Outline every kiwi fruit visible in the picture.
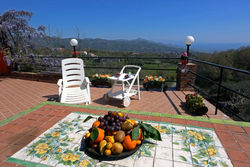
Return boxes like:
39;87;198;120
114;130;125;142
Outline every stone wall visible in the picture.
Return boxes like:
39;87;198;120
9;71;61;83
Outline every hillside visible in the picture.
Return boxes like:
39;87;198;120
194;47;250;121
196;46;250;71
32;37;185;54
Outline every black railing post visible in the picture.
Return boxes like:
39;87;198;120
125;55;128;65
72;46;76;58
186;45;190;64
215;68;223;115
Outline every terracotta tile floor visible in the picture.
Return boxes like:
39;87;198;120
0;77;57;121
0;77;230;122
1;77;249;166
0;104;249;167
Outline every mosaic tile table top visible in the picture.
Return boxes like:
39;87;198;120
7;112;233;167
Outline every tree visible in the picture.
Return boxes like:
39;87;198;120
0;9;45;55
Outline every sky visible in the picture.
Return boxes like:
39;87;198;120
1;0;250;49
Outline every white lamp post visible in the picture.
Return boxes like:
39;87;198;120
184;36;195;63
70;39;78;57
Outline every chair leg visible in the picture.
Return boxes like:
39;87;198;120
87;84;91;104
137;76;140;100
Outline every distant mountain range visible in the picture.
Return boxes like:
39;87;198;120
32;37;250;53
32;37;186;54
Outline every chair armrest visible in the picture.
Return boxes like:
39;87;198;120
80;77;90;88
57;79;63;87
85;77;90;84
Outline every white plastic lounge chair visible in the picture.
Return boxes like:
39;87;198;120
57;58;91;104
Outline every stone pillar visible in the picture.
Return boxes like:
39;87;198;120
176;63;196;91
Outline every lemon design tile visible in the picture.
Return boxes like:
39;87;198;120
8;112;233;167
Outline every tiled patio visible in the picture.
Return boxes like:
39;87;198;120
0;77;229;122
0;77;250;167
5;112;234;167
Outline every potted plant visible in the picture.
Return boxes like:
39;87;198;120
91;73;112;87
185;93;208;116
143;75;167;91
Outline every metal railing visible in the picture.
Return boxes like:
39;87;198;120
188;58;250;121
15;55;179;83
77;56;178;83
13;55;250;121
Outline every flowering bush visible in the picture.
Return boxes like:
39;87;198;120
143;75;167;91
185;93;208;115
0;10;45;55
91;73;112;87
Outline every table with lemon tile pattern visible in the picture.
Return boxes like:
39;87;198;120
7;112;233;167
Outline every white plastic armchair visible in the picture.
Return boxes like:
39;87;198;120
57;58;91;104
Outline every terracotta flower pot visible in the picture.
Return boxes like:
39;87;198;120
190;106;208;116
143;82;167;91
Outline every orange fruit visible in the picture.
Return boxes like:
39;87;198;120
104;149;111;156
123;135;137;150
94;128;105;143
92;121;100;128
137;128;142;140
